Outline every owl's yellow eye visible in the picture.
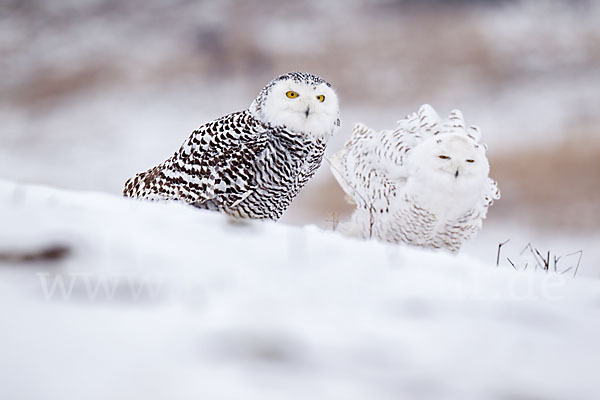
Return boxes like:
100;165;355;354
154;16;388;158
316;94;325;102
438;155;451;160
286;91;299;99
466;159;475;163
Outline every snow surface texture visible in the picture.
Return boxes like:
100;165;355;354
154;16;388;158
0;179;599;400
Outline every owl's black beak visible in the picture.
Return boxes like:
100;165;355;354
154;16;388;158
455;169;459;178
305;106;310;118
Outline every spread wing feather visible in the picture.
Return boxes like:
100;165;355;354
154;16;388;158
331;104;444;208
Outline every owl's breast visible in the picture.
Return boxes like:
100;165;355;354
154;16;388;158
231;130;326;220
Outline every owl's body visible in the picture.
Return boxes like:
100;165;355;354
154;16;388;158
124;72;340;220
331;105;499;253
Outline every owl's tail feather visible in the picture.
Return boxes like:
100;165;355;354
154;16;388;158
122;165;164;199
123;175;142;198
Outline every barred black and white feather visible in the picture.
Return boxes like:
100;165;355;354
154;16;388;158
124;72;339;220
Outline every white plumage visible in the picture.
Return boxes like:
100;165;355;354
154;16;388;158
330;104;500;253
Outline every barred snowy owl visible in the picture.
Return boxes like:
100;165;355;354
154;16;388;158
330;104;500;253
123;72;340;220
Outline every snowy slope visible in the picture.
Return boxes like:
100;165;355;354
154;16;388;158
0;179;599;400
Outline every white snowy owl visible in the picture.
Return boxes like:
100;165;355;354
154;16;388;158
124;72;340;220
330;104;500;253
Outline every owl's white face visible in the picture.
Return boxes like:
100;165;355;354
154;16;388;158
251;74;340;140
410;134;490;193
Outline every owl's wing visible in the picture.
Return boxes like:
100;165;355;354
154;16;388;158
398;103;483;143
330;122;402;209
482;178;501;213
329;123;366;203
380;104;489;178
123;110;269;207
461;178;500;224
389;103;442;153
331;105;439;207
331;104;489;210
330;123;376;208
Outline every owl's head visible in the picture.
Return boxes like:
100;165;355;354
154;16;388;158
249;72;340;140
410;133;490;190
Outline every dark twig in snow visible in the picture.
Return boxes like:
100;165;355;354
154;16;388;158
520;242;543;270
534;248;550;271
528;245;544;270
565;250;583;278
506;257;517;270
496;239;510;267
498;242;582;277
520;242;533;256
560;266;573;275
327;212;339;231
553;255;561;273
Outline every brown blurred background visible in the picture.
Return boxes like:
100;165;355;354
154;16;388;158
1;0;599;269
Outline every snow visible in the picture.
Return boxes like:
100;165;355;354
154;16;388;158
1;179;599;399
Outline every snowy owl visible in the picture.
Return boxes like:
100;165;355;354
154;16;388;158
330;104;500;253
123;72;340;220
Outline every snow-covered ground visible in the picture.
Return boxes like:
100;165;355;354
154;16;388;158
1;1;599;397
1;179;599;399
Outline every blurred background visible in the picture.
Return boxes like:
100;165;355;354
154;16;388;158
1;0;599;273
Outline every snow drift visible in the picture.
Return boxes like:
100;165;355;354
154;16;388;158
0;179;598;400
